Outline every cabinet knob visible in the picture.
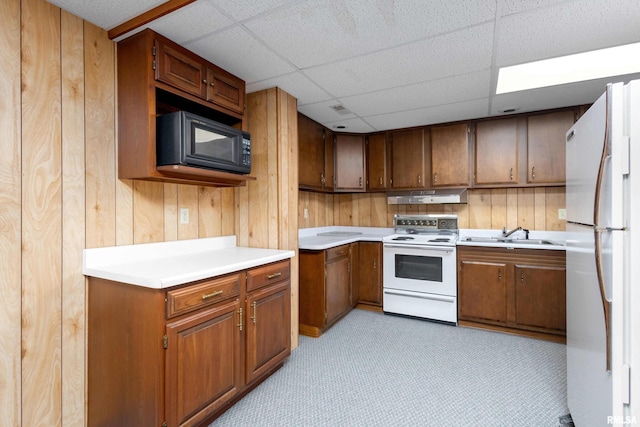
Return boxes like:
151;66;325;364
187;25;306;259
210;82;215;87
202;79;208;84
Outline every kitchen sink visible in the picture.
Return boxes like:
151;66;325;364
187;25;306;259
463;237;561;246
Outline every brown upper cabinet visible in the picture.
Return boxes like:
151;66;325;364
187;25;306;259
334;134;366;192
474;117;521;186
366;133;388;192
527;110;576;184
117;29;251;187
430;123;470;187
155;37;245;114
298;113;328;191
389;128;429;189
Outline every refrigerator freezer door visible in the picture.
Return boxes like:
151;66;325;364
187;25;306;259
565;92;607;225
566;222;612;425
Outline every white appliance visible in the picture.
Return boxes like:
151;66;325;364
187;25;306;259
382;214;458;324
566;80;639;425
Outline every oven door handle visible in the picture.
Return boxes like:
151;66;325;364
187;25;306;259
383;244;454;253
384;289;456;303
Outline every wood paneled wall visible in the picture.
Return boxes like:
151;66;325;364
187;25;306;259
299;187;566;231
1;0;299;424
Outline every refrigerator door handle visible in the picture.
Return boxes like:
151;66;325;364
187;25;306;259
594;227;612;372
592;84;613;372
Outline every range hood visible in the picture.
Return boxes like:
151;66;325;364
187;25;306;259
387;188;468;205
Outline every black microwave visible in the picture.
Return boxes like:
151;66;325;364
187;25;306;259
157;111;251;174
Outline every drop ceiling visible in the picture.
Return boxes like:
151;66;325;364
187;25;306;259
48;0;640;133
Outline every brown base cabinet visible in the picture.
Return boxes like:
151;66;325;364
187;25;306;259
357;242;383;307
299;244;354;337
88;260;290;427
457;246;566;342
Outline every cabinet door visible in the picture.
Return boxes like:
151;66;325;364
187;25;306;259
367;133;387;191
390;128;426;189
430;123;469;187
206;67;245;114
298;114;326;190
334;134;366;192
358;242;382;306
325;255;351;325
155;39;207;99
458;259;507;324
475;118;519;185
527;110;575;183
514;264;566;333
246;281;291;384
165;299;241;427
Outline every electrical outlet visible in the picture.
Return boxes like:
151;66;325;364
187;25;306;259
180;208;189;224
558;208;566;220
303;208;309;219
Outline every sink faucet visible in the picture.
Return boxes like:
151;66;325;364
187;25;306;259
502;226;523;238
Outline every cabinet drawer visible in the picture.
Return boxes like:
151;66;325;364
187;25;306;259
246;260;290;292
167;273;241;319
326;245;349;262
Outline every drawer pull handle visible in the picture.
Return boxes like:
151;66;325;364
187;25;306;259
238;307;243;331
202;290;223;300
267;272;282;280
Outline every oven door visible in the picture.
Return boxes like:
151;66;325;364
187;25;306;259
382;243;456;296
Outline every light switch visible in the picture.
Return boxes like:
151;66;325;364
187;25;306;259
558;209;566;220
303;208;309;219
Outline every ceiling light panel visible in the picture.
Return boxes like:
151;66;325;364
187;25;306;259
304;23;493;98
245;0;496;69
297;100;357;123
496;0;640;67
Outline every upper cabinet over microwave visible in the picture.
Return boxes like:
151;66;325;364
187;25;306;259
117;29;254;187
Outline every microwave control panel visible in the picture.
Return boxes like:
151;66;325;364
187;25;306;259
242;133;251;167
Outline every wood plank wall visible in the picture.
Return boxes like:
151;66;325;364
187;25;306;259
299;187;566;231
245;88;300;347
1;0;299;424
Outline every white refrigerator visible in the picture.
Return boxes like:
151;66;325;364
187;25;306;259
566;80;639;426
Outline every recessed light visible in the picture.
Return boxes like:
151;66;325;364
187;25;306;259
496;41;640;94
500;107;521;114
333;125;347;129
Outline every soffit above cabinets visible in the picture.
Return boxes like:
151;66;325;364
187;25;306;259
48;0;640;132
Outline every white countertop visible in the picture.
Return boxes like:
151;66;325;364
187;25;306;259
299;226;394;250
299;226;567;251
83;236;295;289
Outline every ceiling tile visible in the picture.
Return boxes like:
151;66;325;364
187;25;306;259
364;98;489;131
324;117;376;134
48;0;165;29
207;0;300;21
246;0;496;69
499;0;568;16
246;72;333;105
339;70;491;117
496;0;640;67
185;26;296;82
304;23;494;97
147;2;233;44
298;100;357;123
